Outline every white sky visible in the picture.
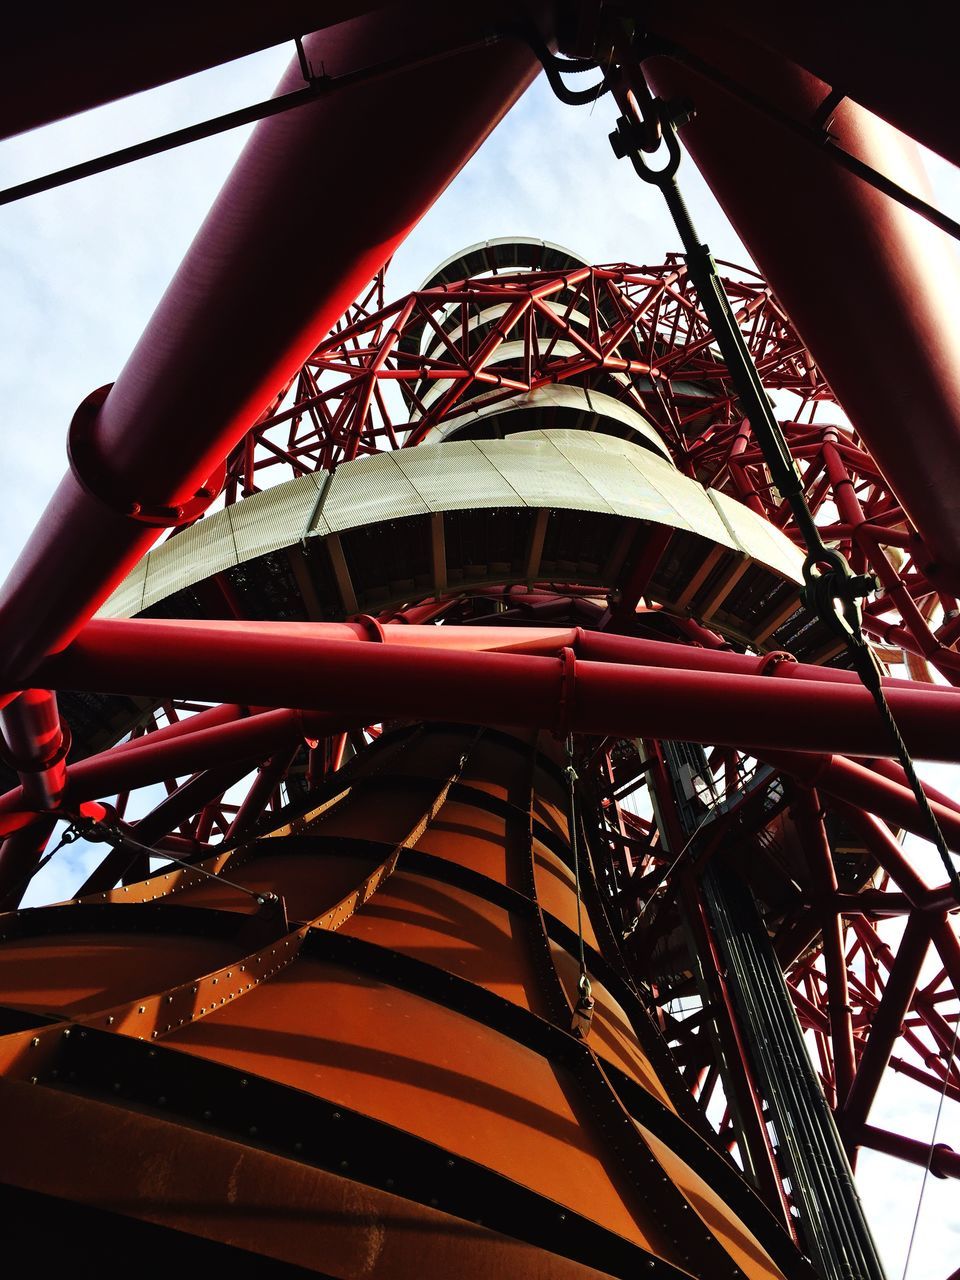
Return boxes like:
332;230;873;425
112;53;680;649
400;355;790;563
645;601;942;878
1;40;958;1280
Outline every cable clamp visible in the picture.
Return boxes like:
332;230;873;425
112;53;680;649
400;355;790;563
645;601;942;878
801;547;877;646
571;973;595;1039
608;75;694;187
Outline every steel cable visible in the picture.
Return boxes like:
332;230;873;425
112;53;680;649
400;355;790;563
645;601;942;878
601;86;960;903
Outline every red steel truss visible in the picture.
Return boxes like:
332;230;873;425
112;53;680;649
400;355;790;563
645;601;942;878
1;8;958;1279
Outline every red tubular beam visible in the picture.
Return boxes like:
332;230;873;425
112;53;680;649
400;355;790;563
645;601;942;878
106;702;249;755
225;744;302;842
32;620;960;762
665;0;960;168
866;757;960;821
889;1056;960;1107
793;790;856;1108
33;616;960;687
0;816;58;910
830;891;915;917
2;3;391;141
0;6;540;687
0;688;68;810
575;630;939;691
841;914;930;1143
833;805;934;911
0;707;360;835
859;1125;960;1181
643;23;960;590
762;750;960;855
78;763;258;896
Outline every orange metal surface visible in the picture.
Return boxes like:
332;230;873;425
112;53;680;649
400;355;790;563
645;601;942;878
0;1078;619;1280
0;724;797;1277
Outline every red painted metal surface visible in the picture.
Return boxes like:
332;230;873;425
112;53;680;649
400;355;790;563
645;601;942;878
1;3;388;140
642;20;960;592
649;0;960;168
2;10;959;1275
23;617;960;761
0;6;540;687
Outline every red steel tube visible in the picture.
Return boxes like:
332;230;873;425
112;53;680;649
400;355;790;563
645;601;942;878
661;0;960;168
30;616;959;690
840;913;930;1144
762;750;960;855
0;7;540;688
0;815;58;910
858;1125;960;1181
225;744;302;842
866;757;960;821
0;706;360;835
31;620;960;761
106;702;249;755
793;790;856;1108
826;803;960;996
1;3;391;141
574;630;941;692
833;804;934;909
0;688;68;809
643;23;960;591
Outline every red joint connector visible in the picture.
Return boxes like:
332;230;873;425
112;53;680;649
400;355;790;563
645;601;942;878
68;384;225;528
756;650;798;676
352;614;386;643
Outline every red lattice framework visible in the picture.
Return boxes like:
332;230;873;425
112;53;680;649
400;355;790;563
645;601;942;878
6;253;960;1209
224;255;959;682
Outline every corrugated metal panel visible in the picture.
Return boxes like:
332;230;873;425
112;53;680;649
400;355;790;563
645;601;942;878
323;452;430;532
476;436;613;513
230;472;325;559
99;431;805;634
140;508;238;615
425;386;672;462
419;236;589;290
98;552;148;619
395;441;523;510
709;489;804;583
548;432;706;533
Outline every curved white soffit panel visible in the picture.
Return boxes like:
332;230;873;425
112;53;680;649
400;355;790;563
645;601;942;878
416;384;674;464
98;429;802;619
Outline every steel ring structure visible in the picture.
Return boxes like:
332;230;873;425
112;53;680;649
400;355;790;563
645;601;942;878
1;7;959;1280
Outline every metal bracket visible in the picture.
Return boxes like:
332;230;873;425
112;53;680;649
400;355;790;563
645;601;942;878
68;384;224;528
